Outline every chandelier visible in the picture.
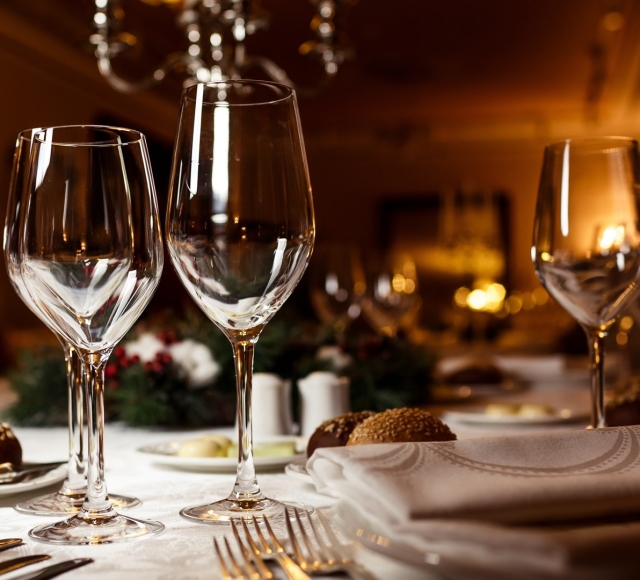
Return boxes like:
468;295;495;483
90;0;354;95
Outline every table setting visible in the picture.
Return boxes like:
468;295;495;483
3;72;640;580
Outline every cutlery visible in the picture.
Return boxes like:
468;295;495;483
0;539;22;553
228;522;273;579
286;508;376;580
234;517;311;580
9;558;93;580
214;535;271;580
0;463;65;485
0;555;50;575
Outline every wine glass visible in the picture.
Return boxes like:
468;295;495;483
309;243;365;335
532;137;640;428
3;128;139;516
166;80;315;522
18;125;164;544
361;253;421;337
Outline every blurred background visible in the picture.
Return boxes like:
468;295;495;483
4;0;640;370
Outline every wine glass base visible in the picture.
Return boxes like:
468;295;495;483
180;498;315;524
28;513;164;545
15;492;141;517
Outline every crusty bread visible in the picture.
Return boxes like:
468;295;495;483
347;408;456;446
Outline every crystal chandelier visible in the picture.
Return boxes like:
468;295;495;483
90;0;354;94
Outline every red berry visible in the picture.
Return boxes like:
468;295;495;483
130;355;140;365
114;347;125;359
105;365;117;379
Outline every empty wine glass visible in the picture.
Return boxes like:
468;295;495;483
532;137;640;428
18;126;164;544
309;244;365;335
4;128;139;516
167;80;315;522
361;253;421;337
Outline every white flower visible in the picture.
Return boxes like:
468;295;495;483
315;345;353;372
124;333;165;363
168;339;221;388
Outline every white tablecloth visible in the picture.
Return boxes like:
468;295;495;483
0;426;337;580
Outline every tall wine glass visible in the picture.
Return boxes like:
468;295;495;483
167;80;315;522
532;137;640;428
3;128;139;516
361;253;421;337
18;126;164;544
309;243;365;335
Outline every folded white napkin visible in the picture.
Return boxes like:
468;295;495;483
307;427;640;579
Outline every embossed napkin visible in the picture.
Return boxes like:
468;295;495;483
307;426;640;578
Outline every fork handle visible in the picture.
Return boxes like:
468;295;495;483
274;552;312;580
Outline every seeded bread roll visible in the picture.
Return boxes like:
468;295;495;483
347;408;456;446
0;423;22;465
307;411;377;457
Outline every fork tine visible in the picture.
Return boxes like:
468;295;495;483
232;520;273;579
306;510;339;565
315;510;350;560
261;516;286;553
251;516;273;554
285;508;309;567
223;536;247;579
213;537;233;580
292;508;320;563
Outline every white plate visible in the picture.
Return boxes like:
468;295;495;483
442;406;587;426
0;464;67;497
137;437;304;473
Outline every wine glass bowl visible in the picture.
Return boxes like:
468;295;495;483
532;137;640;428
17;125;164;544
309;244;365;333
361;253;421;337
4;128;139;516
167;80;315;522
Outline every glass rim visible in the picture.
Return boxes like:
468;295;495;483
545;136;638;152
182;79;295;107
31;125;145;147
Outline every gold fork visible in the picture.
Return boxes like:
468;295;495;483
286;508;376;580
214;532;271;580
235;516;311;580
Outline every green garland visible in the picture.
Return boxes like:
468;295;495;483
4;307;436;428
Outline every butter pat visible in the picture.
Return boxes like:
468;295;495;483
226;441;297;458
176;435;232;458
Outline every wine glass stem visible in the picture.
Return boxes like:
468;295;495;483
79;352;115;519
60;342;86;495
228;337;263;504
586;329;608;429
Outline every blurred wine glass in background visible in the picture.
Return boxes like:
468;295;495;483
309;244;365;335
361;253;421;337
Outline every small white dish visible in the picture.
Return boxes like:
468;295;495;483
0;464;66;497
442;406;587;426
284;456;312;484
137;436;304;473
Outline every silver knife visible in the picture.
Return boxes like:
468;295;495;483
0;555;50;575
0;462;66;484
8;558;93;580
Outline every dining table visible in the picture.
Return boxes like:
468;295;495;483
0;357;623;580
